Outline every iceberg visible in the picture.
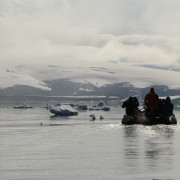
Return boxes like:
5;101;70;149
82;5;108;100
14;104;34;109
50;105;78;116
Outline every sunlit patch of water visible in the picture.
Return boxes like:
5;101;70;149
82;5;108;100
102;123;122;129
140;126;161;138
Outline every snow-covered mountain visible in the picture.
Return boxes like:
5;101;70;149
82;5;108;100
0;63;180;99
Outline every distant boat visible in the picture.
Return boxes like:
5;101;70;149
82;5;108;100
14;104;34;109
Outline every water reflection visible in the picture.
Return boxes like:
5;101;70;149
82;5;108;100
144;126;174;172
123;125;175;174
123;125;141;170
124;125;139;138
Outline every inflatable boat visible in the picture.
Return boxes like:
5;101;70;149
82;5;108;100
122;114;177;125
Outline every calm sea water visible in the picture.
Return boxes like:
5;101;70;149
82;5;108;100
0;100;180;180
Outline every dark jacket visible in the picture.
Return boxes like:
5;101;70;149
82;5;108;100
162;101;174;116
122;97;139;116
144;92;159;109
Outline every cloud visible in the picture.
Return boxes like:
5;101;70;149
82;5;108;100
1;0;180;68
100;35;180;65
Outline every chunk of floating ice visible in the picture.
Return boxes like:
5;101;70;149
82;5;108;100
50;105;78;116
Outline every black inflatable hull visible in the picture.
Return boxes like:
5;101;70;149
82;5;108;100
122;114;177;125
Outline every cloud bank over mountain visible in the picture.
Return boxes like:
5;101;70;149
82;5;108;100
1;0;180;99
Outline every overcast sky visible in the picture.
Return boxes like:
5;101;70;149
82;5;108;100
1;0;180;67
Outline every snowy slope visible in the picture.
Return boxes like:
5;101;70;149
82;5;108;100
0;65;50;91
0;63;180;94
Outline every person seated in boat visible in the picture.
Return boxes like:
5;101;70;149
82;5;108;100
122;96;139;116
162;96;174;116
157;98;165;115
144;88;160;116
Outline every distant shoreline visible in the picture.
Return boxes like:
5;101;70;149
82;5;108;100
0;95;119;101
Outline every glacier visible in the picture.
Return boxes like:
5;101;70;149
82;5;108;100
0;63;180;99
